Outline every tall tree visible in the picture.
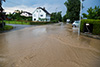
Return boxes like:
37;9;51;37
0;0;6;28
0;0;5;12
64;0;80;23
82;6;100;19
62;14;67;22
50;11;62;22
56;11;62;22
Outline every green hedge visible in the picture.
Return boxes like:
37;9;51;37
0;25;13;31
5;20;54;25
5;20;30;25
81;19;100;35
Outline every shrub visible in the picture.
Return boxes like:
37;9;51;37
0;25;13;31
5;20;54;25
81;19;100;35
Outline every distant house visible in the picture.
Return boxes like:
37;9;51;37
13;10;32;17
20;11;32;17
32;7;50;22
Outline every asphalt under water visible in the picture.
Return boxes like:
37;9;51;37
0;24;100;67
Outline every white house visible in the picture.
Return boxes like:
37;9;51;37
13;10;32;17
21;11;32;17
32;7;50;22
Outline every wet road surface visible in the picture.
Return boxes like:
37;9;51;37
7;24;34;32
0;24;100;67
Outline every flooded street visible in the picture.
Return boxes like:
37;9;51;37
6;24;34;32
0;24;100;67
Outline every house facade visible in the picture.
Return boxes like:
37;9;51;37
32;7;50;22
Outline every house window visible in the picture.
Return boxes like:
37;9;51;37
34;18;36;21
40;15;43;17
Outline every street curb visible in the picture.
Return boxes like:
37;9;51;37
81;33;100;40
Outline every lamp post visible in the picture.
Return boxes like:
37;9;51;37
78;0;82;35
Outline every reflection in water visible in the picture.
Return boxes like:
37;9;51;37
72;27;79;33
0;24;100;67
32;27;47;36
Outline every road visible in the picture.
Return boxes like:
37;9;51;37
0;24;100;67
7;24;34;31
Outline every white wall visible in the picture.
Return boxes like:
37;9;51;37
32;9;46;21
32;9;50;22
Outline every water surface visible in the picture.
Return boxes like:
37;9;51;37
0;24;100;67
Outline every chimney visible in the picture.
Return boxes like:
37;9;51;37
43;7;45;10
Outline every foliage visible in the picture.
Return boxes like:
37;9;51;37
6;10;32;21
5;20;30;25
82;13;87;18
62;14;67;22
81;19;100;35
50;11;62;23
64;0;80;23
0;25;13;31
82;6;100;19
5;20;54;25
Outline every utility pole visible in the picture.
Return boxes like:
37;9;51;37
78;0;82;35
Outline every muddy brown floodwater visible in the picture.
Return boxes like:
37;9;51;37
0;24;100;67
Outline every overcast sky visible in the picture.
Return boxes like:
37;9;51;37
2;0;66;15
2;0;100;16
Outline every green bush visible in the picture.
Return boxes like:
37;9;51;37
5;20;54;25
0;25;13;31
81;19;100;35
5;20;30;25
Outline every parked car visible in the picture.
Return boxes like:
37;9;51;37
72;21;80;27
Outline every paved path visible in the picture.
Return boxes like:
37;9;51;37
0;24;100;67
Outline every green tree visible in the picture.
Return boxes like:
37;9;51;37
50;11;62;22
62;14;67;22
0;0;5;12
64;0;80;23
82;13;87;18
50;12;57;22
57;11;62;22
13;13;22;20
7;10;32;21
0;0;6;27
82;6;100;19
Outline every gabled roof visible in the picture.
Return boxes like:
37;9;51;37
22;11;32;15
37;7;50;15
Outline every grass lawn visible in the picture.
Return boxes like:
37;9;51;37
0;25;13;32
5;21;30;25
5;20;54;25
